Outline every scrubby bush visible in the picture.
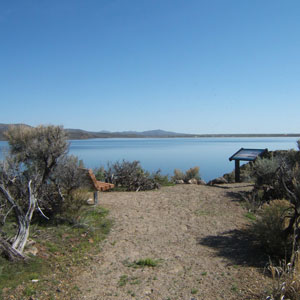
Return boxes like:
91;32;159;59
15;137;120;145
37;155;89;219
248;141;300;261
105;160;160;191
58;189;90;224
252;157;280;187
151;170;174;186
172;166;201;183
251;200;293;258
0;125;90;260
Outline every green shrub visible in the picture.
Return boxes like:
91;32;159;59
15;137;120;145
58;189;89;224
94;167;105;181
151;170;174;186
251;200;293;258
134;258;158;267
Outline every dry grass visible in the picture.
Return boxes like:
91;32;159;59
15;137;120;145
266;256;300;300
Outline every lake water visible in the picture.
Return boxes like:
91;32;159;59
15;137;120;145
1;137;299;181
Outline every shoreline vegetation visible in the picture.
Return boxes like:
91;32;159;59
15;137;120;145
1;123;300;141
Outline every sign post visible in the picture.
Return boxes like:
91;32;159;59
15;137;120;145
235;160;240;183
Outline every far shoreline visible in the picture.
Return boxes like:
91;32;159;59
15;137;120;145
66;134;300;140
1;134;300;141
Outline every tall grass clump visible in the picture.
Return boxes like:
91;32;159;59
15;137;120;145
172;166;201;183
266;259;300;300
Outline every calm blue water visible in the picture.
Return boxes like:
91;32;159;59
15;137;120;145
0;137;299;181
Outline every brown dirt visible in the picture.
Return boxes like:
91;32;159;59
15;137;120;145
75;184;272;300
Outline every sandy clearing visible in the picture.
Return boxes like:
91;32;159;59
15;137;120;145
76;184;270;300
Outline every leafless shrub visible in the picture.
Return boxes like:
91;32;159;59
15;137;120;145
105;160;160;191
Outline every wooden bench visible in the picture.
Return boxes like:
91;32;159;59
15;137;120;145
87;169;114;204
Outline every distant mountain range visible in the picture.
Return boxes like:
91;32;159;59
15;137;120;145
0;123;300;141
0;124;192;140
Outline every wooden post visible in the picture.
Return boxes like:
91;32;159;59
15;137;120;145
235;160;240;183
94;191;98;205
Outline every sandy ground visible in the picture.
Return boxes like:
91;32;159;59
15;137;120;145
75;184;271;300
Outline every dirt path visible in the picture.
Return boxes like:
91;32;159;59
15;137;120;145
76;184;270;300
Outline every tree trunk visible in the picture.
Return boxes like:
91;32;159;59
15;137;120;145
12;181;36;253
0;236;26;261
0;181;36;257
12;217;31;253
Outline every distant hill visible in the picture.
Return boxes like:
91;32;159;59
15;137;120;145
0;124;300;140
0;123;32;140
66;128;192;139
0;124;191;140
116;129;187;137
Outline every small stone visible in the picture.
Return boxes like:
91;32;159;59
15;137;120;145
25;246;38;256
207;176;228;185
188;178;198;184
197;179;206;185
175;180;184;184
144;288;152;295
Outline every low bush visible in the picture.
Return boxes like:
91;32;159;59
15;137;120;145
105;160;160;191
251;199;293;258
151;170;174;186
58;188;90;224
252;156;281;187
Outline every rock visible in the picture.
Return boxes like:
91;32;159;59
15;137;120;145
26;239;36;247
144;288;152;295
197;179;206;185
175;179;184;184
87;198;94;205
207;176;228;186
188;178;198;184
25;246;38;256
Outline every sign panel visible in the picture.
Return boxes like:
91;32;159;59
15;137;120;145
229;148;267;162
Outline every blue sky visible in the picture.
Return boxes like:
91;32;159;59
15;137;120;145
1;0;300;134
